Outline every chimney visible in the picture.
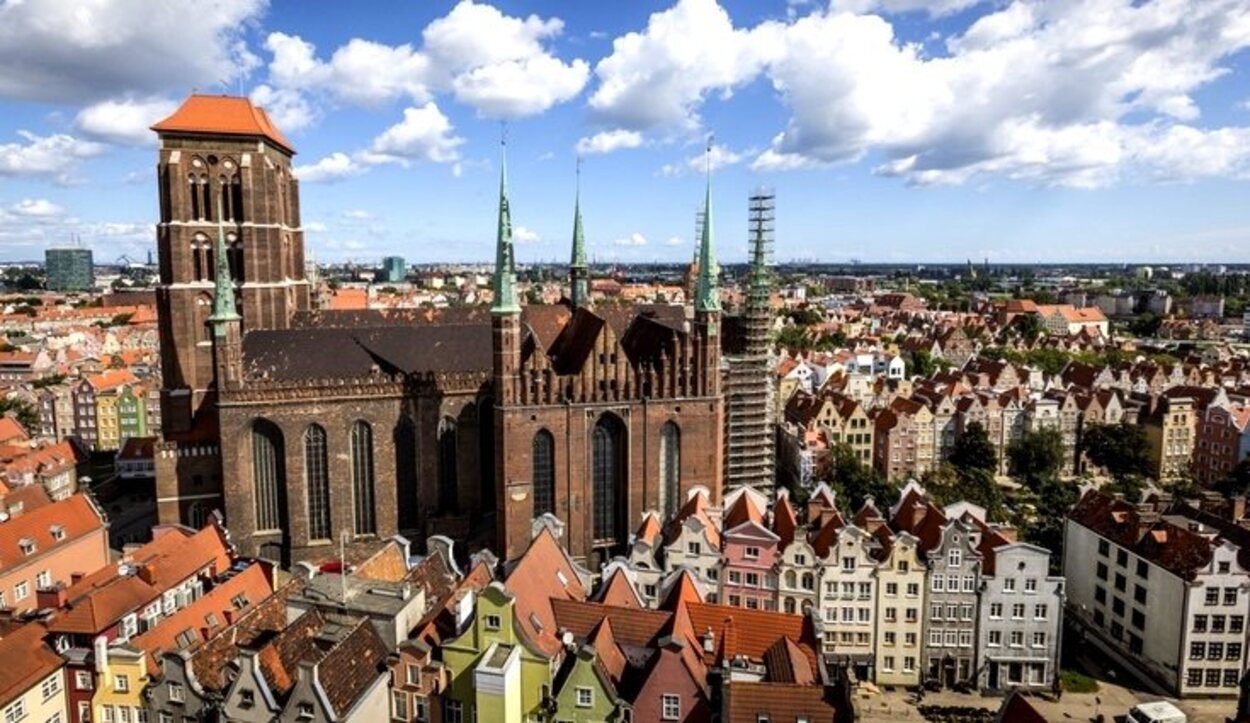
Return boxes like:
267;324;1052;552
70;571;84;585
1232;495;1247;523
702;627;715;653
36;582;68;609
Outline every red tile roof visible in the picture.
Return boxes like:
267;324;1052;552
723;681;838;723
594;568;643;608
503;527;587;657
0;493;104;574
0;622;63;706
152;94;295;154
132;563;273;670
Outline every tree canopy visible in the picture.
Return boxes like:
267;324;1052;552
819;442;899;512
949;421;998;474
1007;428;1065;484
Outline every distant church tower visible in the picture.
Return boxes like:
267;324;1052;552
150;95;311;525
569;161;589;308
723;188;777;494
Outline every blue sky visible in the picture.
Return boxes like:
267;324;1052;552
2;0;1250;265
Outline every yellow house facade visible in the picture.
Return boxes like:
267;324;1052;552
92;643;148;723
874;531;927;687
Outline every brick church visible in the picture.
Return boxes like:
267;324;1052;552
151;95;727;566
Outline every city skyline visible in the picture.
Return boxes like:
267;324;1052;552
3;0;1250;265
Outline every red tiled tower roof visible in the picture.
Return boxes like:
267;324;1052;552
152;94;296;155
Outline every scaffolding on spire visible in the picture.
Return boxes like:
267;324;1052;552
723;187;777;495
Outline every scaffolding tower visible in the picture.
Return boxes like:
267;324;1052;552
723;188;776;494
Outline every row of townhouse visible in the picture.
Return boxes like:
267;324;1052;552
440;517;842;723
0;416;86;500
0;519;490;723
0;490;110;616
623;482;1064;694
1065;490;1250;699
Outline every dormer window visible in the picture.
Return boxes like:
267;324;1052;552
556;570;568;587
297;702;315;720
50;525;65;541
18;538;36;555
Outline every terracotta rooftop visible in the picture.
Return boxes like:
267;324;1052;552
0;622;64;706
152;94;295;154
723;681;838;723
0;493;104;574
503;527;588;657
594;568;644;608
132;562;273;670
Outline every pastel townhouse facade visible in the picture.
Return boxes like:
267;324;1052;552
661;488;723;603
889;484;983;689
813;517;878;679
718;488;779;611
1065;491;1250;698
1145;394;1196;481
976;538;1064;693
873;528;926;688
775;492;819;617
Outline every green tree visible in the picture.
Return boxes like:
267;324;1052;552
819;443;899;512
775;325;812;351
1216;459;1250;497
0;398;38;430
1082;423;1153;480
908;348;937;378
1008;428;1064;484
1014;313;1045;343
1127;313;1162;338
1019;475;1080;574
949;421;997;474
924;464;1006;521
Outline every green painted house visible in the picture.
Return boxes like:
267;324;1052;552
117;383;147;440
551;617;631;723
441;582;559;723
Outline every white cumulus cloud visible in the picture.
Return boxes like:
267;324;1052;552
10;198;64;217
254;0;587;122
0;0;264;103
661;143;745;176
366;103;464;164
513;225;541;243
295;152;365;184
613;232;648;246
0;131;108;182
576;129;644;155
74;96;178;146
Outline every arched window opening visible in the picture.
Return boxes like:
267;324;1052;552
252;420;286;532
659;421;681;522
351;421;376;535
304;424;331;541
438;417;458;514
592;415;625;544
199;175;212;221
188;174;201;220
532;430;555;518
395;417;418;531
188;503;208;530
231;175;244;223
479;397;496;514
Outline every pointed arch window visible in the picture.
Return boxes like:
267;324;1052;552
592;416;625;543
351;421;376;535
659;421;681;522
438;417;458;514
304;424;331;541
532;430;555;518
252;420;285;532
395;417;418;531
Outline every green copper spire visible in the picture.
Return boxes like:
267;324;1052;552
207;206;240;329
695;142;721;313
570;157;589;308
491;136;520;315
